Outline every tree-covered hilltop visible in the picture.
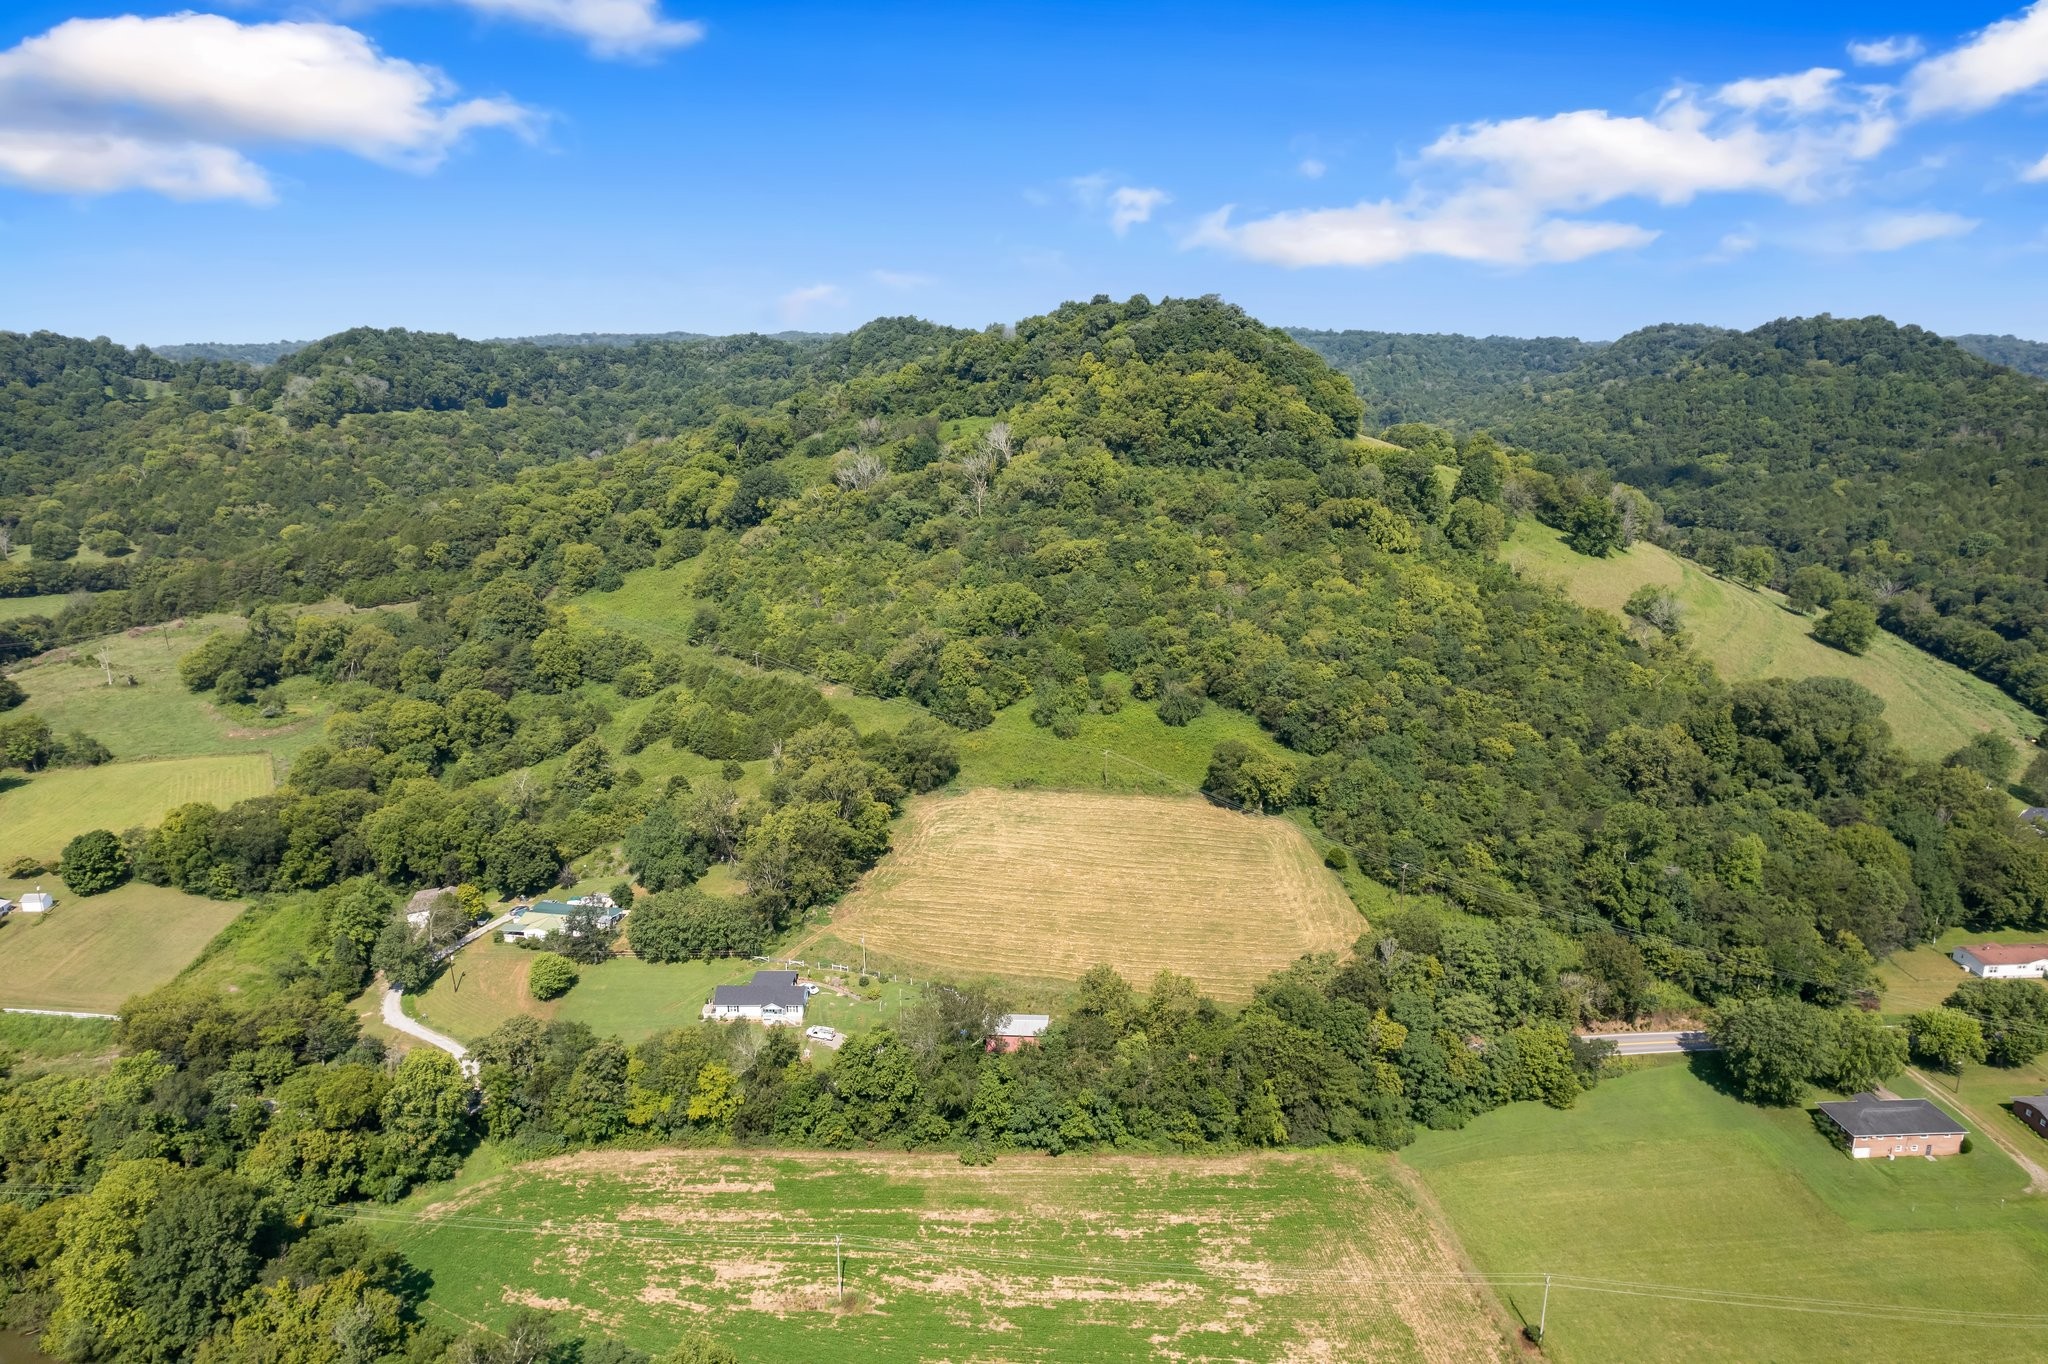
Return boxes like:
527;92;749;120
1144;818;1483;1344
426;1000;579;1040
1950;332;2048;379
1286;327;1596;426
1297;316;2048;713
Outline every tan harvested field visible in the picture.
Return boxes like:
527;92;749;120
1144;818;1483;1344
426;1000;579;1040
379;1148;1514;1363
0;875;246;1012
813;789;1363;1001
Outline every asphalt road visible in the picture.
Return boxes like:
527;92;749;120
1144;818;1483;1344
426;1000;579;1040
1582;1029;1718;1056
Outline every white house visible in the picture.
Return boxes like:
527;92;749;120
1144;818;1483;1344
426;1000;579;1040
1953;943;2048;979
704;970;807;1025
18;890;53;914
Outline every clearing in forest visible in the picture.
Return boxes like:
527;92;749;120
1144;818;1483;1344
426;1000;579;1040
0;753;275;864
808;788;1361;1002
1504;521;2043;764
374;1148;1513;1364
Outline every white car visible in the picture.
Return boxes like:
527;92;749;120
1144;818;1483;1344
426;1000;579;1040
804;1026;838;1042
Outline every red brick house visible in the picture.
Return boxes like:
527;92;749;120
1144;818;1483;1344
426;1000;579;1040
2014;1095;2048;1138
1817;1093;1968;1159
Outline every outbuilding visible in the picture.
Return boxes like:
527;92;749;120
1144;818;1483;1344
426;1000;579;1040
18;891;53;914
705;970;807;1025
1952;943;2048;979
1817;1093;1968;1159
2014;1095;2048;1139
987;1013;1051;1052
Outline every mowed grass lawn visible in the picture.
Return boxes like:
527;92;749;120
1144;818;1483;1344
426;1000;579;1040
1404;1059;2048;1363
803;789;1362;1003
411;935;915;1047
0;875;245;1012
0;754;274;864
0;593;73;621
1873;926;2048;1016
1504;521;2043;763
7;615;328;766
368;1148;1512;1364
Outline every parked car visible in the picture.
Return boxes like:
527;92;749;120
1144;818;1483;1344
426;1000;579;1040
805;1026;838;1042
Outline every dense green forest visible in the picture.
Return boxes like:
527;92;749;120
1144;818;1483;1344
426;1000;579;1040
3;297;2047;1364
1296;317;2048;713
1950;333;2048;379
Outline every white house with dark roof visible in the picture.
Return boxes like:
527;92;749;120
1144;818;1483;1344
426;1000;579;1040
705;970;807;1025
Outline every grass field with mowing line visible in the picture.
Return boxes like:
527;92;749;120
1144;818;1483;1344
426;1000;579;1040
373;1147;1512;1363
804;788;1362;1002
6;614;328;766
1504;521;2042;763
0;753;275;863
0;875;246;1012
1404;1058;2048;1363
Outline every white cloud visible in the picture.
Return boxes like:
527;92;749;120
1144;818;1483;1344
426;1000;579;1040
1855;210;1978;250
1108;185;1169;234
2023;150;2048;181
1709;229;1760;261
439;0;703;59
869;269;933;289
777;282;844;323
1297;157;1326;179
1907;2;2048;116
1193;65;1900;271
0;14;533;201
0;128;272;201
1848;36;1924;67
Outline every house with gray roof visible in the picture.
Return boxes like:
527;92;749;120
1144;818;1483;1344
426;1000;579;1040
705;970;807;1025
1817;1092;1967;1159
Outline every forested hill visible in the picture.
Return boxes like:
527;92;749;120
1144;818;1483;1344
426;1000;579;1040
1950;332;2048;379
1297;316;2048;714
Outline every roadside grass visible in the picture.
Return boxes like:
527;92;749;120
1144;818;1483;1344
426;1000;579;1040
1404;1058;2048;1363
0;754;274;864
370;1147;1512;1363
6;615;328;768
1504;520;2043;763
799;788;1362;1003
0;1013;118;1072
1892;1061;2048;1183
1873;926;2048;1017
0;875;245;1012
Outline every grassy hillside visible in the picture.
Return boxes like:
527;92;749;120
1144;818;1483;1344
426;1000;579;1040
804;789;1361;1003
0;753;274;864
1405;1059;2048;1363
371;1148;1513;1363
0;875;246;1012
1504;520;2041;763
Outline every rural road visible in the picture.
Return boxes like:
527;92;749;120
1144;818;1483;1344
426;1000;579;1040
1906;1066;2048;1194
1581;1029;1718;1056
376;911;512;1076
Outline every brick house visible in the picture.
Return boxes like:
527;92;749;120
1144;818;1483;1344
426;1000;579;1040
1951;943;2048;978
2014;1095;2048;1138
1817;1093;1968;1159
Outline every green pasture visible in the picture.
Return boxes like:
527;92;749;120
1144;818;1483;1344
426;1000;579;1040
0;753;274;864
1504;521;2043;763
0;875;246;1013
6;614;327;767
1405;1058;2048;1363
0;593;72;621
0;1013;118;1073
370;1147;1510;1363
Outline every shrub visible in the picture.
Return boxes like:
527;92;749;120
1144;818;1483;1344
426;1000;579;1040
720;760;745;781
57;829;130;896
528;952;579;1000
6;855;43;878
1323;845;1349;870
1812;599;1878;655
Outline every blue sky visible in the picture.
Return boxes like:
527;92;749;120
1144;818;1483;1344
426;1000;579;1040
1;1;2045;343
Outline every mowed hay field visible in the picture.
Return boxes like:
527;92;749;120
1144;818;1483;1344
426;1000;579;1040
1504;521;2042;763
0;875;245;1012
810;789;1361;1002
1405;1060;2048;1363
0;754;274;864
371;1149;1513;1364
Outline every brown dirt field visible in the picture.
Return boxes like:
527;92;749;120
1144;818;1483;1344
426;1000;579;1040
812;789;1364;1001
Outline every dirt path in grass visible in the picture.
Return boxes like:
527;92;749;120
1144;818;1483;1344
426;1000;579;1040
1907;1067;2048;1193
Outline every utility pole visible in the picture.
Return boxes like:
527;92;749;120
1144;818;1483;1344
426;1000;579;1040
836;1236;843;1302
1537;1272;1551;1345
